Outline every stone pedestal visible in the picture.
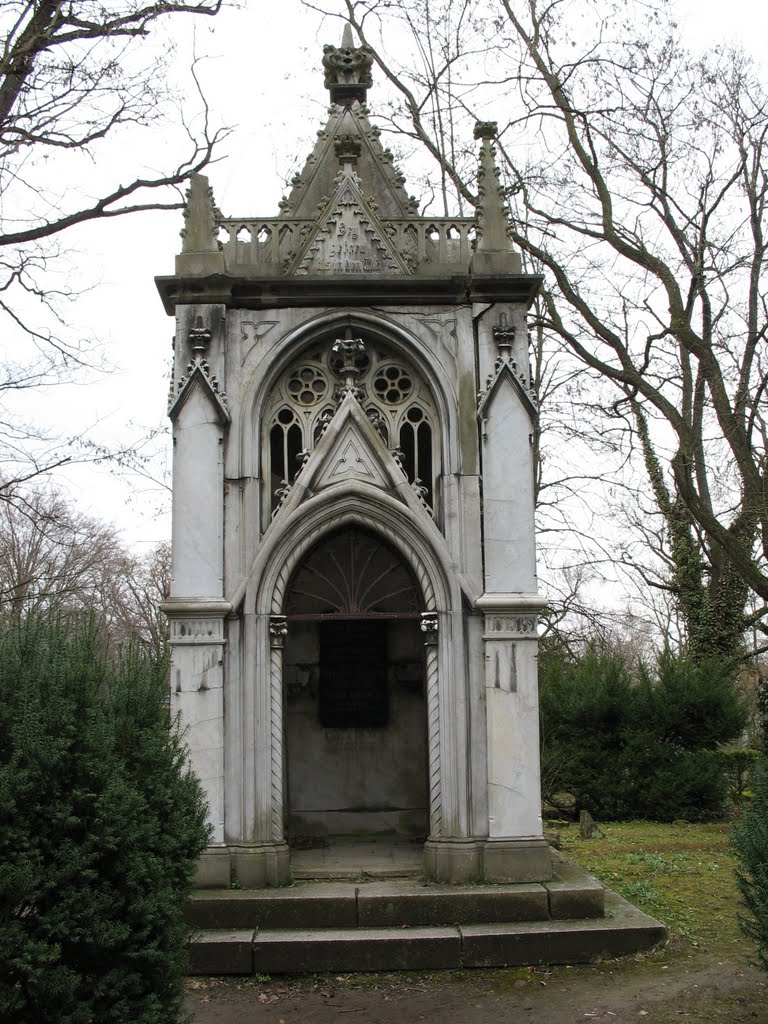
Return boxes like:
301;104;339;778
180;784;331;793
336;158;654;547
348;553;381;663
195;846;231;889
423;840;485;884
230;844;291;888
482;838;552;883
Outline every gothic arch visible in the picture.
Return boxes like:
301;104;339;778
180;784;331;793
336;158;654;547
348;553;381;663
243;483;467;847
249;484;462;616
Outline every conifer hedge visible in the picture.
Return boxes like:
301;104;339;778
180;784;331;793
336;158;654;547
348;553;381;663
734;678;768;973
539;644;748;821
0;618;210;1024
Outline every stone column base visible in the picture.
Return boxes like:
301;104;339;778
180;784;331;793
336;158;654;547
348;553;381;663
230;843;291;889
482;838;553;883
423;839;484;883
194;843;292;889
424;838;553;885
195;846;231;889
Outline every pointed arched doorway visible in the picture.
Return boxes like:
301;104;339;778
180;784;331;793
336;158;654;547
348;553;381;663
282;526;429;843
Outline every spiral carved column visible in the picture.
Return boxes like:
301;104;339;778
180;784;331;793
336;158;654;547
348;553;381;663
421;612;441;838
268;615;287;843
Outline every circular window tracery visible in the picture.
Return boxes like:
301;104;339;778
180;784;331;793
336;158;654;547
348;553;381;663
373;363;413;404
262;339;438;517
287;365;328;405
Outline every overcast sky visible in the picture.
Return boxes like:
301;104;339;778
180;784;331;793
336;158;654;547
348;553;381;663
20;0;768;552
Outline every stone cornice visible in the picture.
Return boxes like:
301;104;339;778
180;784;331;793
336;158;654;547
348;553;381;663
160;598;233;617
155;272;542;315
475;593;547;613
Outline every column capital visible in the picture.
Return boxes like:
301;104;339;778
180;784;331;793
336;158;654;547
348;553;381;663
269;615;288;648
420;611;439;644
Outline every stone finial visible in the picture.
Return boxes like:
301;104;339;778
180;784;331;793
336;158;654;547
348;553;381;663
189;315;212;355
322;23;374;105
331;336;367;401
181;172;221;253
474;121;498;141
474;121;512;254
492;312;516;362
470;122;522;273
334;133;362;163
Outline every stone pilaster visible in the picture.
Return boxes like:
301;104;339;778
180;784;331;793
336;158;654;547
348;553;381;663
228;614;290;888
162;598;232;886
475;594;551;882
166;305;231;886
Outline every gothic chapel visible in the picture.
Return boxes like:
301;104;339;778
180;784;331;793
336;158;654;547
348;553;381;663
158;27;551;888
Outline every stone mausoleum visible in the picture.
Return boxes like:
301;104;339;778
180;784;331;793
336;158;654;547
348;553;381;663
157;27;550;889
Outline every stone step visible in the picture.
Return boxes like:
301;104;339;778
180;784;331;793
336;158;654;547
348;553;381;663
188;892;667;974
184;855;606;932
185;878;597;931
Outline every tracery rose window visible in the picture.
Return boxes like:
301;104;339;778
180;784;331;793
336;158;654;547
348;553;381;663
262;339;438;516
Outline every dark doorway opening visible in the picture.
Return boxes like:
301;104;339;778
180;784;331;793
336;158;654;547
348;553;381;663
319;620;388;728
282;528;428;842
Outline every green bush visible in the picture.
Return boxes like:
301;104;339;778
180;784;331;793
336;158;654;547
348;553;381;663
0;618;211;1024
733;757;768;972
716;748;762;803
643;650;747;750
540;642;746;822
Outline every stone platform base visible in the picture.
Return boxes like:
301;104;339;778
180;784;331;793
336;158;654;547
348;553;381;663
197;836;554;889
185;853;666;974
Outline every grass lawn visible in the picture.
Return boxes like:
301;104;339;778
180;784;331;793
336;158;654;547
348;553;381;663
560;819;752;959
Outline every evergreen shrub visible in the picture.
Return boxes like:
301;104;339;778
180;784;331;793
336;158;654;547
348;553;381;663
734;757;768;972
733;676;768;973
717;748;761;802
0;618;210;1024
539;641;746;821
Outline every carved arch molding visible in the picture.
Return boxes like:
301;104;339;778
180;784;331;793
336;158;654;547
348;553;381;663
284;527;421;618
264;517;444;841
269;511;438;614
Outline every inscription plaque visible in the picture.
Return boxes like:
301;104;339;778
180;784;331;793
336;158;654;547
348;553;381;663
319;620;388;727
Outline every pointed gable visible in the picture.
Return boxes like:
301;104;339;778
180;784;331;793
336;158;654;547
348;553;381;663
279;103;419;222
287;166;411;276
158;22;535;311
314;421;392;489
168;359;230;425
477;358;537;421
269;392;436;526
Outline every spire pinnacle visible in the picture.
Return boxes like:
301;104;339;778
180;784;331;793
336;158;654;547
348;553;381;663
471;121;521;273
474;122;511;252
176;171;225;274
181;172;220;254
322;23;373;105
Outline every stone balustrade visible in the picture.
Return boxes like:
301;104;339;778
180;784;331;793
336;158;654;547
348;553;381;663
217;217;477;272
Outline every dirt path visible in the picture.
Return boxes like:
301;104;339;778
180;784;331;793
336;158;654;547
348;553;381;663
186;946;767;1024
